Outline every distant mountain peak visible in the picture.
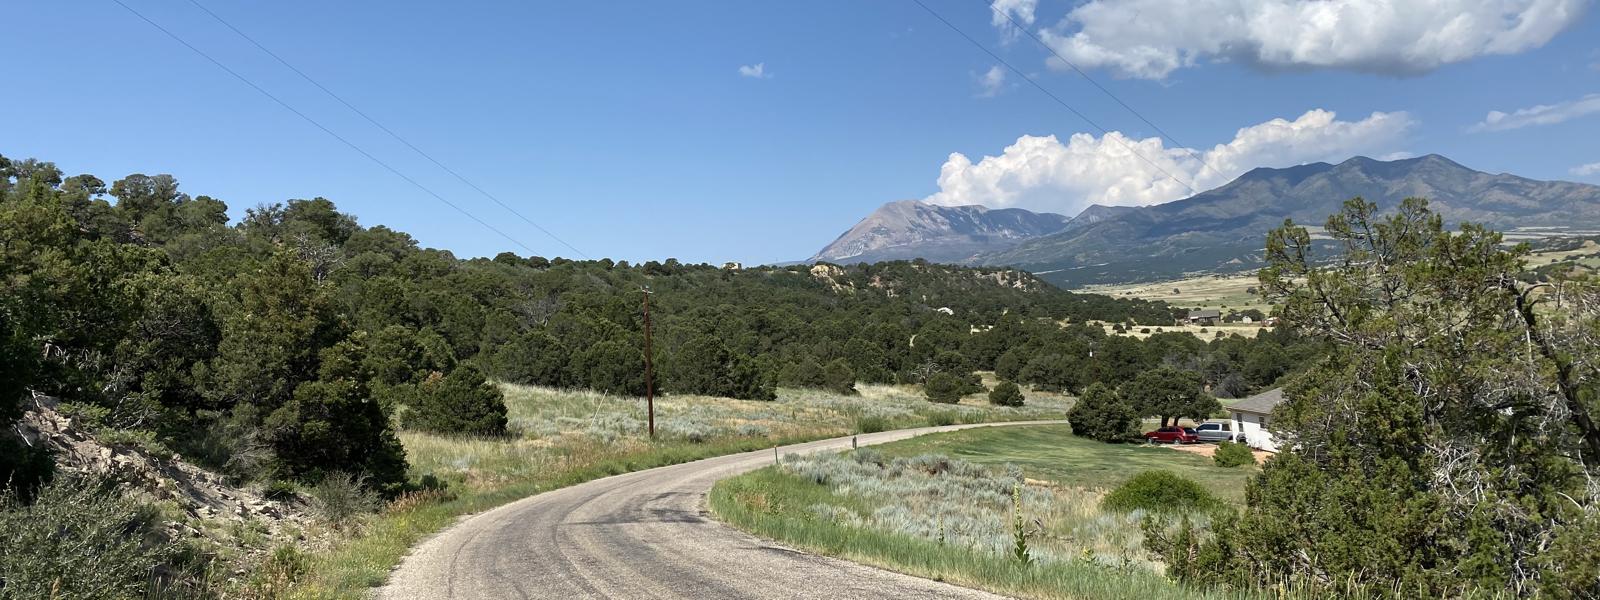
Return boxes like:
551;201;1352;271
809;200;1069;265
975;153;1600;287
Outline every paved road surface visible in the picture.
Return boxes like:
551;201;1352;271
380;421;1063;599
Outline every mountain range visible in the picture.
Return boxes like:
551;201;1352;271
809;155;1600;287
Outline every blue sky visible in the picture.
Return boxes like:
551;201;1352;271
4;1;1598;264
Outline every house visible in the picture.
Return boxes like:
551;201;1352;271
1228;387;1282;452
1185;309;1221;326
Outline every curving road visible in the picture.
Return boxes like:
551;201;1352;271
380;421;1062;599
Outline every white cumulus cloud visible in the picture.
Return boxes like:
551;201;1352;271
1031;0;1586;79
1470;93;1600;131
990;0;1038;40
976;65;1007;97
925;109;1415;215
1573;161;1600;176
738;63;771;79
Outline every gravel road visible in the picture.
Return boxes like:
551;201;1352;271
379;421;1063;599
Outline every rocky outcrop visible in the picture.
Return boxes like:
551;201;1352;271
13;395;309;540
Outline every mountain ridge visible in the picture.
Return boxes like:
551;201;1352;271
977;154;1600;285
808;200;1070;265
807;154;1600;286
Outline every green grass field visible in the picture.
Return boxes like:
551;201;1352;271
870;425;1254;503
710;424;1273;600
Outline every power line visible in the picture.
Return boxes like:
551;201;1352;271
984;1;1226;182
907;0;1199;196
107;0;544;258
184;0;588;259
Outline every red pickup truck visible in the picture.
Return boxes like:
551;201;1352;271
1143;426;1199;444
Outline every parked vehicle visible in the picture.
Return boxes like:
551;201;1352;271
1143;426;1199;444
1194;422;1241;443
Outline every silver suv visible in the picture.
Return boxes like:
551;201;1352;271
1194;422;1241;443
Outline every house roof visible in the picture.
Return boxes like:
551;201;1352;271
1189;309;1222;319
1229;388;1283;415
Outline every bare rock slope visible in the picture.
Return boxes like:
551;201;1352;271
810;200;1069;265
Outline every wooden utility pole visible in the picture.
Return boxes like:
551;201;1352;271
642;287;655;439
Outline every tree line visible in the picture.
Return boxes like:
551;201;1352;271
1;154;1280;499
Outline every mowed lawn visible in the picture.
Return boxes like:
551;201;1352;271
872;424;1256;503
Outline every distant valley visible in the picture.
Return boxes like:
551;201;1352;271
809;155;1600;287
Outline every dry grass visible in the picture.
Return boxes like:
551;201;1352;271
1077;273;1271;315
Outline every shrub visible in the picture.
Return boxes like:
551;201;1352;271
855;415;890;434
821;359;857;395
660;418;715;443
408;364;509;436
1213;441;1255;467
925;410;957;427
265;366;408;493
1102;470;1222;514
307;472;380;531
1067;382;1139;442
263;480;299;501
988;381;1024;407
0;475;170;599
923;372;963;404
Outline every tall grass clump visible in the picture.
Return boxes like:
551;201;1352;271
307;472;381;531
0;475;172;599
1101;470;1223;515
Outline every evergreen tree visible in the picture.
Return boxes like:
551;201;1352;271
776;356;826;389
821;358;857;395
409;364;508;436
988;380;1024;407
573;339;646;396
1067;382;1138;442
924;372;963;403
263;340;407;493
486;330;569;387
1159;198;1600;596
1120;367;1217;426
985;382;1024;406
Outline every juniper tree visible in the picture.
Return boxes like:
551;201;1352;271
1160;198;1600;597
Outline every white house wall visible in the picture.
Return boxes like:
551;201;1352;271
1230;411;1278;452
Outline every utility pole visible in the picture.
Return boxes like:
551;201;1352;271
642;287;655;439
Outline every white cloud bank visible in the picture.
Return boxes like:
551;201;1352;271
1573;161;1600;176
1470;93;1600;131
738;63;771;79
925;109;1415;215
1031;0;1586;79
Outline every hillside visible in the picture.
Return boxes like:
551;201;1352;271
809;200;1069;264
977;154;1600;286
